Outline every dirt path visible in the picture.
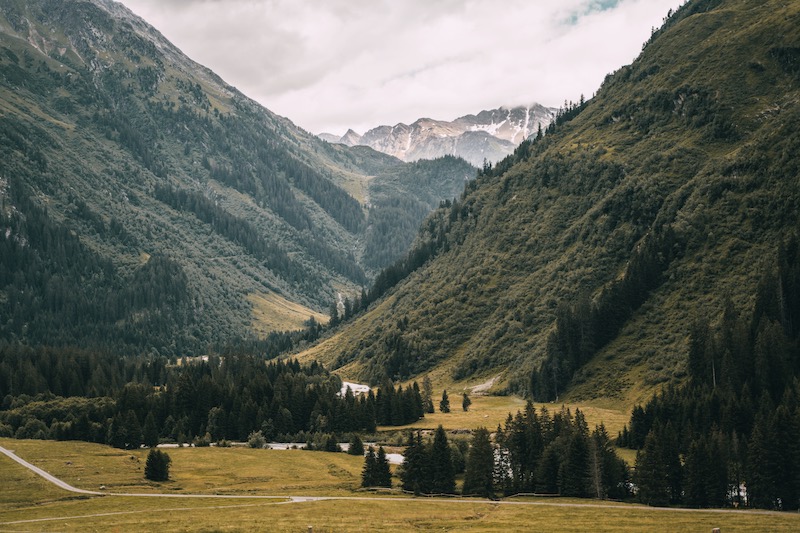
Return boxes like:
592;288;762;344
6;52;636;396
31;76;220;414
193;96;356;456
0;444;100;495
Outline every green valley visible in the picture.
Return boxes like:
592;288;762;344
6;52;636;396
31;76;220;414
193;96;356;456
2;0;800;525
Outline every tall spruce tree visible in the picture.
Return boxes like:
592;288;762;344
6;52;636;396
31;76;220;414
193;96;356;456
400;431;430;494
142;412;159;448
462;427;495;497
375;446;392;488
439;390;450;413
560;431;590;497
422;375;435;413
430;425;455;494
362;446;377;487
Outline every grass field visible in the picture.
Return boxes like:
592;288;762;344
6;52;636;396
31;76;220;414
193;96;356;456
0;439;366;496
394;394;631;437
3;439;800;532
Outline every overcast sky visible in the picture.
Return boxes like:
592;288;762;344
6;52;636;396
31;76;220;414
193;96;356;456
120;0;681;136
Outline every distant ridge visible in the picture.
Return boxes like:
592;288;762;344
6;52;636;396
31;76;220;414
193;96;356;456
321;104;556;167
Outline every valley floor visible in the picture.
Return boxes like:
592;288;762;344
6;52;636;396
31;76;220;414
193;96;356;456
2;439;798;532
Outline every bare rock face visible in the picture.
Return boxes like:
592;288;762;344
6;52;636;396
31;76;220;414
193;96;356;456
322;104;556;167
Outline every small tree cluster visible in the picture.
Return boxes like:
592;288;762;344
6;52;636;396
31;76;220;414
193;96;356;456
361;446;391;488
400;426;456;495
247;430;267;449
375;380;424;425
494;404;628;499
144;449;171;481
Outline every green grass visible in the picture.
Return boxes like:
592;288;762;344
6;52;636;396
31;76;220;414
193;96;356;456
2;440;800;532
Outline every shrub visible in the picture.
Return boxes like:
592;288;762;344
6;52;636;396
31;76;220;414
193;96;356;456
247;430;267;449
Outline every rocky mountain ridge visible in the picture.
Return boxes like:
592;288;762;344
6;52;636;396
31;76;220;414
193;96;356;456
302;0;800;405
320;104;556;167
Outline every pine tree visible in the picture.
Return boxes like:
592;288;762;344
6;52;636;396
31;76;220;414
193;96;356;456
462;427;494;497
684;437;711;507
560;431;590;497
362;446;377;487
422;375;434;413
144;449;171;481
439;390;450;413
430;425;455;494
375;446;392;487
535;442;561;494
462;392;472;412
348;434;365;456
634;430;670;506
143;411;159;448
400;431;430;494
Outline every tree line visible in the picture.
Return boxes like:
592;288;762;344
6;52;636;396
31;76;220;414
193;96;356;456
0;350;426;447
531;226;679;401
380;404;627;500
620;234;800;510
0;180;207;355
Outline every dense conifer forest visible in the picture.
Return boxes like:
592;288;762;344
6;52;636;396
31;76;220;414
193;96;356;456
619;235;800;509
0;349;424;446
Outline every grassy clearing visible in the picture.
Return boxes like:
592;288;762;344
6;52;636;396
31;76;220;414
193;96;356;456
3;440;800;532
379;389;630;437
247;291;329;337
0;439;365;496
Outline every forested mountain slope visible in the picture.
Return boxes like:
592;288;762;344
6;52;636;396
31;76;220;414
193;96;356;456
303;0;800;405
0;0;473;354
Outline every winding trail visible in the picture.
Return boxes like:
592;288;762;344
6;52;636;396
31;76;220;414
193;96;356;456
1;443;796;527
1;445;100;495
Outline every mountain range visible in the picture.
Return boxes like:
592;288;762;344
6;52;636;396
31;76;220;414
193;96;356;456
2;0;799;410
301;0;800;405
0;0;474;355
319;104;556;167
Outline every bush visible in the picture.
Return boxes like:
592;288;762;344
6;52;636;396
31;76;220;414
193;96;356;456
144;449;171;481
193;433;211;447
247;430;267;449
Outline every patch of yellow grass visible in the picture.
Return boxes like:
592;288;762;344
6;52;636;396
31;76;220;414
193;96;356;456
8;497;800;533
392;393;630;436
3;439;800;532
0;439;362;496
2;447;799;533
248;292;328;336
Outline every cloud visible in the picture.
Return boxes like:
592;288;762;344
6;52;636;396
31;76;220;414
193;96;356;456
121;0;681;135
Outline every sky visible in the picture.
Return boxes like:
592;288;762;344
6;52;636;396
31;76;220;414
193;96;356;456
120;0;682;136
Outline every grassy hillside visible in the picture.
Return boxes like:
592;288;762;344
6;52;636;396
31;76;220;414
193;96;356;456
0;0;474;354
300;0;800;405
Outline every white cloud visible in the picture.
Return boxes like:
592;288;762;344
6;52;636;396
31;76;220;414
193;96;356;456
120;0;681;135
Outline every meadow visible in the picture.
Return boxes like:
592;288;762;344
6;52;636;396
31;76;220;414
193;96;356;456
3;438;800;532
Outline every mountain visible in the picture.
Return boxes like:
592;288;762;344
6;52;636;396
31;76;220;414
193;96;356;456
322;105;556;167
0;0;474;355
301;0;800;405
